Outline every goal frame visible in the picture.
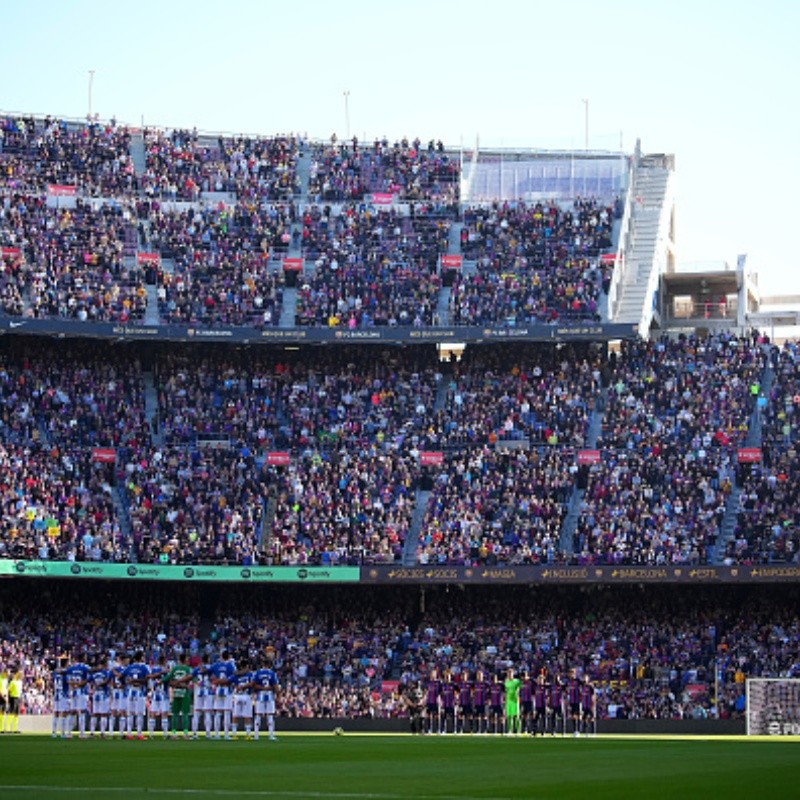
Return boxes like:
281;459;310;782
745;677;800;736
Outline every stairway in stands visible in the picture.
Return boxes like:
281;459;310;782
129;130;147;179
610;158;671;334
143;371;164;447
558;388;608;557
714;357;775;564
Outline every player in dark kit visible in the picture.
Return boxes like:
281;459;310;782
489;675;503;735
533;673;549;736
439;672;456;734
472;670;488;734
567;670;582;736
548;676;566;736
580;674;596;736
425;670;441;735
457;672;473;734
403;682;424;734
519;671;534;735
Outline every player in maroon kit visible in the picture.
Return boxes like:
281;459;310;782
439;671;456;734
567;670;582;737
424;670;440;735
488;674;503;735
472;670;488;735
456;672;473;734
519;670;534;735
580;673;596;736
533;673;549;736
548;675;566;736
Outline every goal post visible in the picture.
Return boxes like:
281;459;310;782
746;678;800;736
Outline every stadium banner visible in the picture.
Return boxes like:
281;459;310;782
91;447;116;463
0;315;638;345
577;449;601;465
0;560;360;583
440;255;462;270
136;252;161;265
738;447;762;463
1;247;21;258
47;184;77;197
371;192;395;205
419;451;444;466
266;451;291;466
282;257;303;271
360;564;800;584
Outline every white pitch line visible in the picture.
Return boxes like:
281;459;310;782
0;787;518;800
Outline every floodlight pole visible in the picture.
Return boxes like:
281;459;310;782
88;70;96;120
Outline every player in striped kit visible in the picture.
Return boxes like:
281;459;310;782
567;670;582;737
192;655;213;739
147;655;170;740
208;650;236;740
533;673;548;736
548;675;566;737
472;670;488;735
580;674;596;736
51;657;69;738
439;672;456;734
251;659;279;741
230;660;254;740
488;675;503;735
456;672;472;734
109;655;129;738
63;657;91;739
424;670;441;735
121;652;151;739
88;657;112;738
519;671;534;735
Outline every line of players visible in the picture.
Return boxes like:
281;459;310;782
51;650;279;741
410;669;596;736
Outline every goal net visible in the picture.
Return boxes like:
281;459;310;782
746;678;800;735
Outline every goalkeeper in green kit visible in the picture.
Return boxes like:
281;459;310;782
165;659;193;739
504;668;522;735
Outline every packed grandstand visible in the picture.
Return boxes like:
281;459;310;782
0;112;798;731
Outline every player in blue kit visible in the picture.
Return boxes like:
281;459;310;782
63;657;91;739
88;657;113;738
121;652;151;739
251;660;279;741
230;659;254;740
148;655;170;739
208;650;236;740
192;655;213;739
51;657;69;738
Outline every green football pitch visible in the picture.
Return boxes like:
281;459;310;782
0;734;798;800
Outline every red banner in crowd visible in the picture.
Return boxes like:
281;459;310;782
282;258;303;272
1;247;21;258
47;184;77;197
267;451;291;466
600;253;617;265
381;680;399;695
738;448;762;464
440;255;463;270
577;449;602;465
419;451;444;466
91;448;117;463
137;252;161;265
371;193;394;206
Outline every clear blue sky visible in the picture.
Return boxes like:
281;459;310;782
1;0;797;295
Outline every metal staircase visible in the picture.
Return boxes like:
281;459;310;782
401;489;432;566
608;151;674;336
